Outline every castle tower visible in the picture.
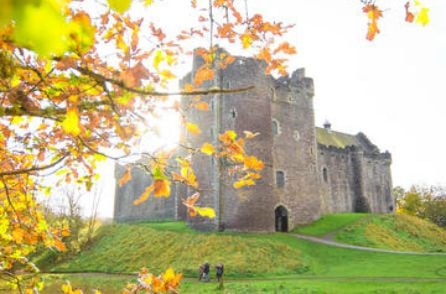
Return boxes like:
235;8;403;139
180;50;321;231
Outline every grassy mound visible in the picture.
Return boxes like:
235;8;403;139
335;214;446;252
293;213;368;236
50;222;307;277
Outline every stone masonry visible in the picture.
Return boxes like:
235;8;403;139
113;51;394;232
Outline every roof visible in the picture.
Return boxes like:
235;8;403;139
316;127;360;149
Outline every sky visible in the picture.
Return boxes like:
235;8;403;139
68;0;446;218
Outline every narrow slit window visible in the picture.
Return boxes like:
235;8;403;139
276;171;285;188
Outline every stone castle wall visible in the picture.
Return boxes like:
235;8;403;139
114;164;176;222
317;145;394;214
113;51;394;231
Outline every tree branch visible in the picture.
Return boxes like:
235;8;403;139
0;154;68;176
74;66;255;96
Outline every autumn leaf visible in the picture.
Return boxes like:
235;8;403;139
194;66;214;86
363;4;382;41
241;33;252;48
244;156;264;171
118;168;132;187
186;122;202;135
62;106;81;136
233;178;255;189
153;179;171;197
107;0;132;13
404;2;415;23
273;42;297;55
194;101;209;111
133;184;154;205
201;142;215;155
244;130;260;139
416;7;430;26
195;207;216;218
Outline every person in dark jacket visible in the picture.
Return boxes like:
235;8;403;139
202;262;210;282
215;263;224;282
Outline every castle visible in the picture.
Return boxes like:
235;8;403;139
114;52;394;232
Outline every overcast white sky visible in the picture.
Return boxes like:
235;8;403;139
79;0;446;218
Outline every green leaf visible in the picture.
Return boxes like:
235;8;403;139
153;166;168;180
107;0;132;13
13;2;70;56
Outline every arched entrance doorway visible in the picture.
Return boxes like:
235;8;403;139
275;205;288;232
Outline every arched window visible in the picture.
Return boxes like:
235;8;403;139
322;167;328;183
276;171;285;188
272;119;279;136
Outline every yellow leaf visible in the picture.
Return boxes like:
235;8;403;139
416;7;430;26
200;143;215;155
11;116;24;125
186;122;201;135
195;207;216;218
62;107;81;136
133;184;154;205
233;178;255;189
145;0;153;5
107;0;132;13
153;50;164;70
241;33;252;48
160;69;176;80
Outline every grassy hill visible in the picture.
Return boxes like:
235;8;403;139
35;217;446;293
335;214;446;252
293;213;368;236
48;221;307;277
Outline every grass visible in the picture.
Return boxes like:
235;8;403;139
32;217;446;293
33;274;446;294
49;221;307;277
335;214;446;252
293;213;368;236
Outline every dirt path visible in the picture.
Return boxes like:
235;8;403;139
43;272;446;282
291;233;446;256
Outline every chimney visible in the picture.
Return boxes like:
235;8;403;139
323;120;331;130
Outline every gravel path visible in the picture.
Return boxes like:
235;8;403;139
291;233;446;256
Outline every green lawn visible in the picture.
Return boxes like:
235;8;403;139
32;218;446;293
35;274;446;294
293;213;368;236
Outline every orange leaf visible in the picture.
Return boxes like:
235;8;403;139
244;156;264;171
154;179;170;197
134;184;154;205
194;66;214;86
404;2;415;23
194;101;209;111
119;168;132;186
363;4;382;41
273;42;297;55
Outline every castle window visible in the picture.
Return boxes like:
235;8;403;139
322;167;328;183
272;119;280;136
293;130;300;141
276;171;285;188
271;88;276;101
230;108;237;119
